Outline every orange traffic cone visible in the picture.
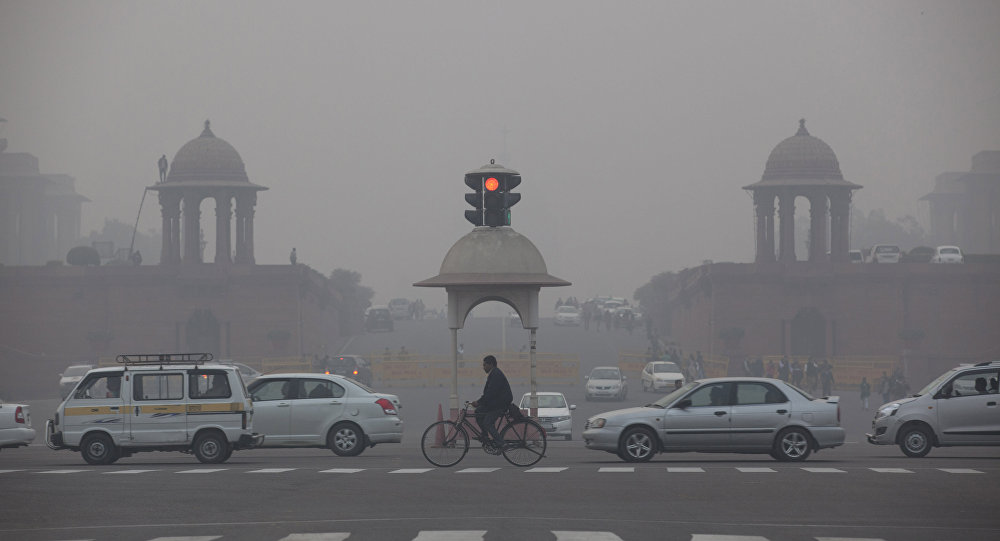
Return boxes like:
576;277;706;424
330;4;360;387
435;403;444;447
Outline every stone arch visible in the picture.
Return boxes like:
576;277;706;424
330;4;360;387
462;294;523;326
790;307;826;357
185;309;220;355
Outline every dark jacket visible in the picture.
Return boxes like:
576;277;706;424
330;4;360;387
477;366;513;412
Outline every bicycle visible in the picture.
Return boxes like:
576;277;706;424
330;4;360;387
421;401;547;467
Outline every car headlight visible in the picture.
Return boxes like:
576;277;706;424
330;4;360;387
875;403;900;420
609;383;620;389
554;416;571;423
589;418;606;429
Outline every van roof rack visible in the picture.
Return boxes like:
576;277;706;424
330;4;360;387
116;353;214;366
974;360;1000;367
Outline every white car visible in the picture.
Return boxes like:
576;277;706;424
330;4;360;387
58;364;94;399
869;244;901;263
931;245;964;264
848;249;864;264
553;305;582;326
247;373;403;456
0;400;35;451
640;361;684;392
518;392;575;440
585;366;628;401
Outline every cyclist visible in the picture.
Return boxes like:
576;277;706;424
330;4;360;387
470;355;512;451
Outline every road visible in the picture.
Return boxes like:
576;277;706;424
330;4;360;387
3;317;998;540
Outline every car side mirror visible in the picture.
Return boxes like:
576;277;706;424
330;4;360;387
674;399;692;409
569;405;576;410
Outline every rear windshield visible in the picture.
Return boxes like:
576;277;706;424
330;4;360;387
875;245;900;253
939;247;960;254
520;394;567;408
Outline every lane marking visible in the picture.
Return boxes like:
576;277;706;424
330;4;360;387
0;469;24;473
598;467;634;473
802;467;845;473
869;468;912;474
279;534;351;541
667;467;705;473
939;468;983;474
736;467;776;473
815;538;887;541
148;537;222;541
319;468;364;474
457;468;500;473
389;468;433;474
413;531;486;540
248;468;297;473
176;469;227;474
37;470;87;474
525;467;568;473
553;531;624;540
690;536;768;540
105;469;158;474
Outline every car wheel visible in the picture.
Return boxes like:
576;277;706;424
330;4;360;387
80;432;118;465
899;425;933;458
772;427;812;462
328;423;366;457
193;431;229;464
619;427;656;462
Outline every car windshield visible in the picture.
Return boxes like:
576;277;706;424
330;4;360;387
520;394;566;408
649;381;700;408
590;369;620;379
64;366;91;376
917;370;955;396
653;362;680;373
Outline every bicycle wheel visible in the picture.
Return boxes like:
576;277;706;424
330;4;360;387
421;420;469;467
500;419;547;467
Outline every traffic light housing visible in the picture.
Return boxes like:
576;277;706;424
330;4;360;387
463;160;521;228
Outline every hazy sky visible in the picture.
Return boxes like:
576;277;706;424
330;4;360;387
2;1;998;311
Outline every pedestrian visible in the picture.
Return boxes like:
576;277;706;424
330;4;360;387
860;376;871;410
766;360;777;379
820;360;834;397
470;355;513;453
778;356;790;382
791;360;803;387
289;247;297;265
879;371;891;404
458;343;464;360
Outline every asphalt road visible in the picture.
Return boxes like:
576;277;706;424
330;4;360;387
4;318;998;540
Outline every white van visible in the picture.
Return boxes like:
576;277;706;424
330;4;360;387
46;353;263;465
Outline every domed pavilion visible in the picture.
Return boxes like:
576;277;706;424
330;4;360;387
148;120;268;264
743;119;861;263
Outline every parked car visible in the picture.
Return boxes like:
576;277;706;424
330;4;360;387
583;377;845;462
46;353;263;465
869;244;901;263
848;249;864;264
0;399;35;451
585;366;628;401
365;306;394;332
247;373;403;457
58;364;94;399
553;305;582;326
640;361;684;392
518;392;575;440
931;245;964;264
325;355;373;387
867;361;999;457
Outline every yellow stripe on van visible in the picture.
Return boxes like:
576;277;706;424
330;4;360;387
64;406;126;416
138;404;187;414
187;402;245;413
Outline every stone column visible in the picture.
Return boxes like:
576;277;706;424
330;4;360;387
214;193;232;264
246;193;257;264
829;191;850;262
158;192;181;265
234;196;249;264
808;193;828;262
754;191;776;262
778;191;796;262
182;192;202;263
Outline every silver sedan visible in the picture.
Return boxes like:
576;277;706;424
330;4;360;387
583;377;845;462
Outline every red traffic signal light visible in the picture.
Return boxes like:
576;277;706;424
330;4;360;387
485;177;499;192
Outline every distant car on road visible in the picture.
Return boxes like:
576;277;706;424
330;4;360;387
553;305;582;326
931;245;964;264
584;377;845;462
869;244;901;263
640;361;684;392
247;373;403;457
0;399;35;451
585;366;628;401
58;364;94;399
365;306;394;332
325;355;373;387
848;249;864;264
518;392;575;440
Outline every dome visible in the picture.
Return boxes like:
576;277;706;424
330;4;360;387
414;227;570;287
761;119;843;182
166;120;249;183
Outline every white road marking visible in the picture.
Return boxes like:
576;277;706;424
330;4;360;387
939;468;983;474
0;470;24;473
869;468;912;473
815;537;887;540
552;531;624;540
801;467;845;473
456;468;500;473
248;468;297;473
175;469;227;474
37;470;87;474
105;469;158;474
598;467;634;473
412;531;486;540
319;468;364;474
667;467;704;473
736;467;776;473
389;468;433;474
690;535;768;540
279;534;351;541
148;537;222;541
525;467;568;473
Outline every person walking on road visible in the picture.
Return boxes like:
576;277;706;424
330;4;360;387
470;355;513;453
860;376;871;411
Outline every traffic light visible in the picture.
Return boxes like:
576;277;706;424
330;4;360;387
464;160;522;227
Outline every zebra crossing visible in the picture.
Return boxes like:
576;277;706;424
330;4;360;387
0;466;988;475
35;533;913;541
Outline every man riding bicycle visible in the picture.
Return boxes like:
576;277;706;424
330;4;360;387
470;355;512;452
